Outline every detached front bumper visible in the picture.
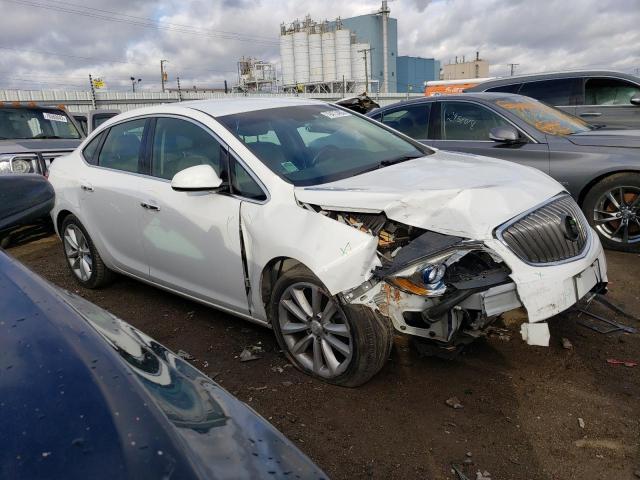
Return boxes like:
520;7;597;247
484;229;607;323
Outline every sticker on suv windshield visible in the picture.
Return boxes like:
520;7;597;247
320;110;350;119
43;112;68;123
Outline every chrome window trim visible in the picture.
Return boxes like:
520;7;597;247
494;193;592;267
438;99;538;144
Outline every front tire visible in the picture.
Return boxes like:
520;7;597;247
583;173;640;252
61;214;114;288
270;266;393;387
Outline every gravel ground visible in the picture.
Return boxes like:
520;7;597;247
8;236;640;480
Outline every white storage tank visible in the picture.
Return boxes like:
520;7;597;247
280;34;295;86
350;43;370;82
335;28;352;82
293;31;310;84
321;31;336;82
308;32;323;83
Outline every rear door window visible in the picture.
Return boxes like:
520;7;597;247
97;119;145;173
584;77;640;105
379;103;430;139
518;78;581;105
440;101;512;141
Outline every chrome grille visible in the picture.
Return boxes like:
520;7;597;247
497;195;590;265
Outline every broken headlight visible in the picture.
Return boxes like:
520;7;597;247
386;250;457;297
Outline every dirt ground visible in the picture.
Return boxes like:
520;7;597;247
9;236;640;480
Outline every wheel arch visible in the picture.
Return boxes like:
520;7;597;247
578;169;640;206
259;257;316;322
55;209;74;237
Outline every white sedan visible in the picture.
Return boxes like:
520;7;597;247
49;98;607;386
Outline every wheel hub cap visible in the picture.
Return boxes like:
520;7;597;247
278;282;353;379
594;186;640;245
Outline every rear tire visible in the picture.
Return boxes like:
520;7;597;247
61;214;114;288
582;173;640;253
270;265;393;387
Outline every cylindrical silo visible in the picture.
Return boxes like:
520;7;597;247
350;43;369;82
293;31;310;84
308;32;323;83
335;28;351;82
321;31;336;82
280;34;295;86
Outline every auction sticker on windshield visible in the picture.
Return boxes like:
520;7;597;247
320;110;351;119
43;112;68;123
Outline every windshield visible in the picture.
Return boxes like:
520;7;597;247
494;97;592;135
0;108;82;140
217;104;429;186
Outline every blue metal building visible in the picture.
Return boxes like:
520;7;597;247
396;56;440;93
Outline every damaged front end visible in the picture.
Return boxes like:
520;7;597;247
322;210;521;349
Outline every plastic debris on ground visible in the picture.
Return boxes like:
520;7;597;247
578;417;585;429
561;337;573;350
445;396;463;409
520;322;550;346
177;350;194;360
606;358;638;367
239;347;261;362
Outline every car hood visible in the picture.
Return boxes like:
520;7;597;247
294;150;565;239
567;129;640;148
0;138;81;154
0;252;325;480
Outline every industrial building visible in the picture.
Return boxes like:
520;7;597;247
278;1;439;94
396;56;440;93
441;53;490;80
234;57;277;92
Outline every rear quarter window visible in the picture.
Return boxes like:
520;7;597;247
82;131;105;165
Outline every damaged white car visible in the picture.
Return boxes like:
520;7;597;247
49;98;608;387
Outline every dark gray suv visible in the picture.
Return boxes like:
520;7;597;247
466;70;640;129
0;104;84;175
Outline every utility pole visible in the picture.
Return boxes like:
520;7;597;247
88;74;97;109
176;76;183;102
508;63;519;76
160;59;168;93
358;47;374;94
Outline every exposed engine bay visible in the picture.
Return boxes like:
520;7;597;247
321;209;518;350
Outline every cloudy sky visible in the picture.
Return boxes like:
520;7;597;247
0;0;638;91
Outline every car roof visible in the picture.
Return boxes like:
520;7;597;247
373;92;530;110
181;96;328;117
466;70;640;90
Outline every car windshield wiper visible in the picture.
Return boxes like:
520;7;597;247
33;134;63;139
379;153;424;168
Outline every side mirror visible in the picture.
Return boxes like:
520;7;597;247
630;95;640;106
0;174;55;232
171;164;224;192
489;126;520;144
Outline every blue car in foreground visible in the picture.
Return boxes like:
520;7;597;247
0;175;326;480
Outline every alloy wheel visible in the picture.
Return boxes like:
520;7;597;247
593;186;640;245
63;224;93;282
278;282;353;379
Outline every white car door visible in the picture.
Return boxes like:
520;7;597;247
79;118;150;279
141;116;251;314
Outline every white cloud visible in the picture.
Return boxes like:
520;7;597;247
0;0;637;91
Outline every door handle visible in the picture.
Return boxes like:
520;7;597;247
579;112;602;117
140;202;160;211
80;184;94;192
